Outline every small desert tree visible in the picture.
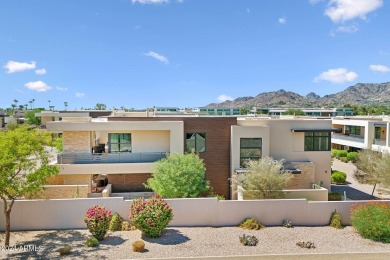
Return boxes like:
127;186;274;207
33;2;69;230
0;126;59;246
145;152;210;198
231;157;292;199
354;149;390;195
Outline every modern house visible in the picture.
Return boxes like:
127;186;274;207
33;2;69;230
331;117;390;153
42;114;336;200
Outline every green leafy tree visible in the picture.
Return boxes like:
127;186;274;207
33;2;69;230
230;157;292;199
145;153;210;198
353;149;389;195
0;126;59;246
24;108;44;126
94;103;107;110
283;108;305;116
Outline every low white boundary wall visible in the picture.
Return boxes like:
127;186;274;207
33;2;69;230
1;198;389;231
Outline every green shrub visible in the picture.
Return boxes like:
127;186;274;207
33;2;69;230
346;152;358;162
145;153;210;198
122;221;136;231
339;157;348;163
109;213;123;232
328;192;342;201
282;219;293;228
336;150;348;159
56;245;71;255
351;202;390;243
331;171;347;184
85;237;99;247
331;149;338;158
239;218;264;230
239;234;258;246
84;205;112;240
329;210;343;229
129;194;173;238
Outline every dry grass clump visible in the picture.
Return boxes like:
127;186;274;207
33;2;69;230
239;218;264;230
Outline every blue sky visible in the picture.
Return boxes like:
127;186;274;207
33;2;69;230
1;0;389;110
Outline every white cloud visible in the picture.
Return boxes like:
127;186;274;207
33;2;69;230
4;60;36;73
325;0;383;23
75;92;85;98
278;17;286;24
369;64;390;73
56;86;68;91
314;68;358;83
24;81;52;92
336;24;358;33
217;94;233;102
35;68;47;75
144;51;169;64
131;0;169;4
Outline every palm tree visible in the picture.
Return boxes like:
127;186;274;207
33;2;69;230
64;102;68;111
48;100;51;110
13;99;18;108
49;105;54;111
28;100;33;110
31;99;35;109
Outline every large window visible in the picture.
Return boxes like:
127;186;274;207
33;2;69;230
350;126;361;135
304;132;330;151
240;138;262;167
186;133;206;153
108;133;131;153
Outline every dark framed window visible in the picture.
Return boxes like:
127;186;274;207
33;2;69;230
375;127;381;139
186;133;206;153
240;138;262;167
350;126;361;135
304;132;330;151
108;133;131;153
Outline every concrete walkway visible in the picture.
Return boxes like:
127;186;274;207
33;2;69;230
331;159;390;200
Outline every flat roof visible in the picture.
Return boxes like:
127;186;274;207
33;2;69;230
291;128;342;133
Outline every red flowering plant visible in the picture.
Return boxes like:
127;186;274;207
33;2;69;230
84;205;112;240
129;194;173;238
350;201;390;243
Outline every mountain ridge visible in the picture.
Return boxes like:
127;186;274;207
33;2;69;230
206;82;390;108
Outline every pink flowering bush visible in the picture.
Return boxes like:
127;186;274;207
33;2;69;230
129;195;173;237
84;205;112;240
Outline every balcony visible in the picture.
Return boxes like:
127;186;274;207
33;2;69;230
332;133;364;143
58;152;168;164
373;139;386;146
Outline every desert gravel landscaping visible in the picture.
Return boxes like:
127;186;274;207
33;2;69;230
1;226;390;259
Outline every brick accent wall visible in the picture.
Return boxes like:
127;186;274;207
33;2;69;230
63;131;91;153
107;117;237;199
287;162;315;189
108;173;151;192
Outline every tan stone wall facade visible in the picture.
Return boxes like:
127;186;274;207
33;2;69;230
287;162;315;189
63;131;91;153
39;185;89;199
46;174;91;185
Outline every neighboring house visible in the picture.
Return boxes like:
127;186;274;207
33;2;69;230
260;107;354;117
44;115;336;200
36;110;113;128
331;117;390;153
